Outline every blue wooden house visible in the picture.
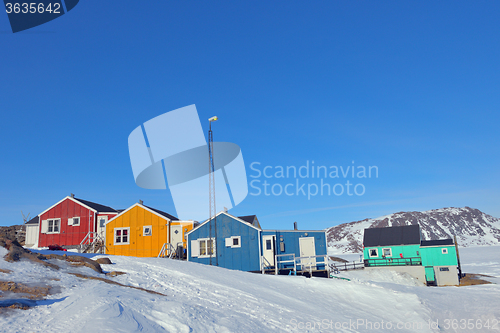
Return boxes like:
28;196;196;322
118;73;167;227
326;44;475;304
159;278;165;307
186;211;328;276
261;229;328;275
187;212;262;272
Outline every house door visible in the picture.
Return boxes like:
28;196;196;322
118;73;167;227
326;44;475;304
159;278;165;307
97;216;107;240
425;266;436;285
262;235;275;268
171;225;183;249
299;237;316;269
26;225;39;247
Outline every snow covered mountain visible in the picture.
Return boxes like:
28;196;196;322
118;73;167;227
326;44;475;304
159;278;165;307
327;207;500;253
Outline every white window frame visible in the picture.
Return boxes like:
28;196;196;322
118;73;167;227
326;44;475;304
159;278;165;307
114;227;130;245
369;248;378;258
68;217;80;226
382;248;392;257
225;236;241;248
196;238;216;258
143;225;152;236
442;248;448;254
45;218;61;234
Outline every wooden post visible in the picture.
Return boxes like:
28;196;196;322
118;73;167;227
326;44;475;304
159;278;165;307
454;235;463;278
326;256;330;278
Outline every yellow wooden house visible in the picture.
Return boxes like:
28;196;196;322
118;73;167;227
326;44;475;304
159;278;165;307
105;202;196;257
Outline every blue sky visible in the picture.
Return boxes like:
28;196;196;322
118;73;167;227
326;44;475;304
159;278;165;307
1;1;499;229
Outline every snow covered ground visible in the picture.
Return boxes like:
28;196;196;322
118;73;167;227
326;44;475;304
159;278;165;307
1;246;499;332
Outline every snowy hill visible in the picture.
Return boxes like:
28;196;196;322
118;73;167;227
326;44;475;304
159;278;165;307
1;246;500;332
0;247;429;332
327;207;500;254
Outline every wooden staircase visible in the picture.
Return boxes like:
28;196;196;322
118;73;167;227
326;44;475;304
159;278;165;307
79;232;106;254
158;243;185;259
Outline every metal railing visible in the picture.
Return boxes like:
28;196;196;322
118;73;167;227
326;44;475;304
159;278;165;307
79;232;105;254
275;254;297;275
261;256;274;273
295;255;329;276
267;254;329;276
158;242;185;259
364;257;422;267
158;243;176;258
329;260;364;273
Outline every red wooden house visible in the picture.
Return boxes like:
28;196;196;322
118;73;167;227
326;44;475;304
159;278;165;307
37;194;117;249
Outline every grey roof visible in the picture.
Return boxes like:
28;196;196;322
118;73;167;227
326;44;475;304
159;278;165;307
74;198;117;213
144;205;179;221
363;225;421;247
238;215;256;224
421;239;454;247
238;215;261;229
26;216;39;225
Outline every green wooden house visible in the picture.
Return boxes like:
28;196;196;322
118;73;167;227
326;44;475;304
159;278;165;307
420;239;459;286
363;225;459;286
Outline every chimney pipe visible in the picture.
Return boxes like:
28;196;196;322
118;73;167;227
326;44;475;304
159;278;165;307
70;193;74;198
139;200;143;205
294;222;297;230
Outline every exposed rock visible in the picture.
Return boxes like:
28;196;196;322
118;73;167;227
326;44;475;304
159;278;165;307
5;303;31;310
0;281;50;299
329;256;348;263
1;238;59;270
1;238;102;273
42;253;102;273
105;271;126;277
96;258;112;265
0;225;25;246
459;273;493;286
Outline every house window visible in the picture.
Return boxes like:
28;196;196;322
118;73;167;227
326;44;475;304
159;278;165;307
143;225;152;236
199;239;215;257
266;239;272;250
68;217;80;226
369;248;378;257
439;267;450;272
114;227;130;245
225;236;241;248
200;240;206;255
47;219;60;234
382;248;392;257
190;238;216;258
442;248;448;254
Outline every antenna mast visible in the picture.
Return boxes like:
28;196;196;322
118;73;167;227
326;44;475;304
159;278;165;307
21;211;30;224
208;116;218;266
